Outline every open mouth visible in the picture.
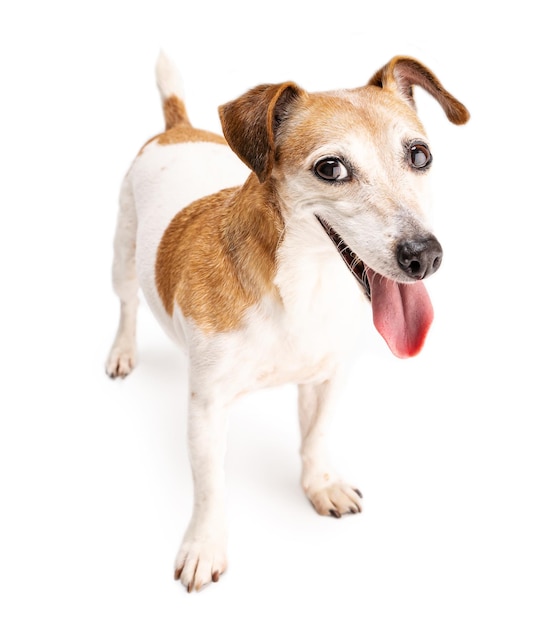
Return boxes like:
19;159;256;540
315;216;371;301
315;214;435;359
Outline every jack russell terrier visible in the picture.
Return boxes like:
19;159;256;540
106;52;469;592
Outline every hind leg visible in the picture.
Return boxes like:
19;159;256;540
105;177;139;378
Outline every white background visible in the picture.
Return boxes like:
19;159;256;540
1;1;540;624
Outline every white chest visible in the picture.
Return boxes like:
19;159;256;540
186;224;369;396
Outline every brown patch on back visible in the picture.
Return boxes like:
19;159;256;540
161;94;227;144
139;124;227;154
157;126;227;146
155;174;283;333
139;94;228;153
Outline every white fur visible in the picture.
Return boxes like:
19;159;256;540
155;50;185;102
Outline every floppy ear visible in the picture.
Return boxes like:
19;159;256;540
368;56;470;125
219;82;304;182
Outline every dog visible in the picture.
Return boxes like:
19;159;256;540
106;52;469;592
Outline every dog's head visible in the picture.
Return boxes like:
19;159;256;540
219;57;469;357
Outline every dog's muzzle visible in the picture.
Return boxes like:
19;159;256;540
315;214;438;358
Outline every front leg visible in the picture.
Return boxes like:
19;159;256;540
298;377;363;518
174;392;229;592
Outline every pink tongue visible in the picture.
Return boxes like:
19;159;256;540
366;269;434;358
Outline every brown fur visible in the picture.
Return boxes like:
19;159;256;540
368;56;470;125
155;174;284;332
157;125;227;146
139;126;226;153
219;82;303;182
163;94;191;129
270;89;426;172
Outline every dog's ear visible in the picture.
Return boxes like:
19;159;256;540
368;56;470;125
219;82;304;182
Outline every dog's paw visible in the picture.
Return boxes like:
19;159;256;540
304;478;363;518
174;536;227;593
105;344;136;379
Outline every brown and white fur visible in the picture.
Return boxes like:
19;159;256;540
106;52;469;592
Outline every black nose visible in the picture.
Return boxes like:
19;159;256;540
396;236;443;280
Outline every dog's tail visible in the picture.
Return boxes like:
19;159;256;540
155;51;191;130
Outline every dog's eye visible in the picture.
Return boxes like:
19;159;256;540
409;143;432;169
314;158;350;182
